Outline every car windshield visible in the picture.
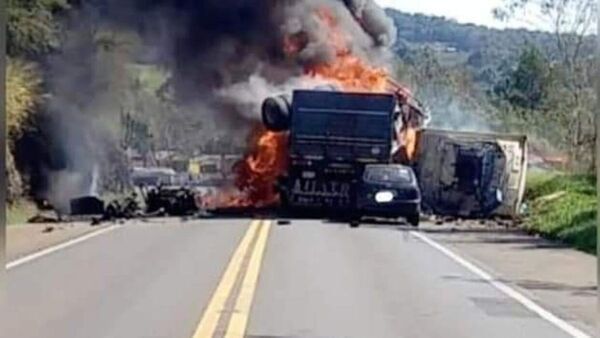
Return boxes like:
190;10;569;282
364;166;413;183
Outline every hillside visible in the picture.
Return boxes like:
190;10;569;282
385;9;593;85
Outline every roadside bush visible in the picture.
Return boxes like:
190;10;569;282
6;57;42;202
525;172;596;254
7;58;41;135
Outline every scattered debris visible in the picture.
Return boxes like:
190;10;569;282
70;196;105;216
533;191;567;204
194;209;214;219
103;193;141;220
28;212;61;224
277;219;291;226
142;185;197;216
70;185;202;226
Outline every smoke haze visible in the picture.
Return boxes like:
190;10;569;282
36;0;397;209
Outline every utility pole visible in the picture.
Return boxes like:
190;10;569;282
0;0;7;306
596;0;600;321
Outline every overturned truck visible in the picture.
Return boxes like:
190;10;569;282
262;89;528;222
412;129;527;218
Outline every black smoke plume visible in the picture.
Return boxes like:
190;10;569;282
23;0;396;210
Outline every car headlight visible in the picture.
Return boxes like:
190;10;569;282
374;191;395;203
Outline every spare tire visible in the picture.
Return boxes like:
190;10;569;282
262;95;291;131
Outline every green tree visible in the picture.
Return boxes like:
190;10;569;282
7;0;70;57
6;58;43;201
495;46;551;110
6;0;71;202
400;48;496;132
495;0;597;171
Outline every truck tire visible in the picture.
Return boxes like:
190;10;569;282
407;214;420;227
262;95;291;131
349;219;360;228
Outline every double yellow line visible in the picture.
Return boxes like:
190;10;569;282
192;219;272;338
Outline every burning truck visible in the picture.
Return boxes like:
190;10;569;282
255;87;528;224
262;89;422;226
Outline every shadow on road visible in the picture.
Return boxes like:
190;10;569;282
191;208;584;254
417;226;574;251
442;275;597;298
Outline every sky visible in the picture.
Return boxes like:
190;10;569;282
374;0;533;30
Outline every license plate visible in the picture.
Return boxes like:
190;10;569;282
291;179;351;198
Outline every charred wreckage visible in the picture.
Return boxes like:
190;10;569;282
258;86;527;226
24;1;526;227
56;86;527;227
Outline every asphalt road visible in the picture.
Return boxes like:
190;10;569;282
4;218;594;338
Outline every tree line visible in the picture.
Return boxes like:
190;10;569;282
389;0;597;172
6;0;597;205
6;0;69;201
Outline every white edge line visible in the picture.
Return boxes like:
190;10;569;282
409;230;591;338
6;225;120;270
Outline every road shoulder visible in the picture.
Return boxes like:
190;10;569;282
7;222;116;263
421;222;597;335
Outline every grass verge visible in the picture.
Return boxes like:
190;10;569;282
7;200;39;226
524;170;596;254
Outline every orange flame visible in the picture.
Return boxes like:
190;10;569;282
233;126;288;207
303;7;418;162
306;8;388;92
202;126;287;209
210;6;418;209
396;127;418;164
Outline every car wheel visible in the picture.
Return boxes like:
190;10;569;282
407;214;420;227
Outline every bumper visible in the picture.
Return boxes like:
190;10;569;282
358;199;421;217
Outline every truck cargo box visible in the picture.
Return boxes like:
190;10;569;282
413;129;527;218
290;90;395;163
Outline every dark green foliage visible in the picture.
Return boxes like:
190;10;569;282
6;58;43;203
7;0;72;204
386;8;594;89
494;46;552;109
387;9;557;72
7;0;70;57
121;111;153;156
